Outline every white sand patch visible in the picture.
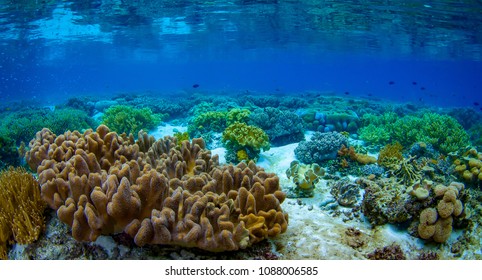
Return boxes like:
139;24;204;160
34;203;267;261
211;147;227;165
150;124;187;139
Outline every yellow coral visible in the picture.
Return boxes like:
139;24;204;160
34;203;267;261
0;167;46;259
236;149;249;161
377;142;403;168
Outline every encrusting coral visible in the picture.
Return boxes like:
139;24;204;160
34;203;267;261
26;125;288;252
0;167;46;259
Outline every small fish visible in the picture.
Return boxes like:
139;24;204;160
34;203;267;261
344;91;350;95
388;81;395;85
412;81;417;85
474;102;480;106
192;84;199;88
367;93;373;96
420;87;426;90
419;98;423;101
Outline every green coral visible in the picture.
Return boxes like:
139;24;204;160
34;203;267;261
359;112;470;154
0;135;19;169
101;105;164;135
173;131;190;148
0;107;95;145
227;108;251;126
222;122;270;163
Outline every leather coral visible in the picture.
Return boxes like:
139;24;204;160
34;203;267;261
26;125;288;251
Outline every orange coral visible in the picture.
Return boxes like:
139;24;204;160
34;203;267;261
26;125;288;252
338;144;376;165
377;142;403;168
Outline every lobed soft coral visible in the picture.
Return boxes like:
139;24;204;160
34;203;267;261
285;160;325;197
417;182;464;243
0;167;46;259
26;125;287;252
451;148;482;187
222;122;270;163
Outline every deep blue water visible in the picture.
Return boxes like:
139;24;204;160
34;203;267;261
1;0;482;108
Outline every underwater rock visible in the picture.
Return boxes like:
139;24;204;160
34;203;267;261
329;179;360;207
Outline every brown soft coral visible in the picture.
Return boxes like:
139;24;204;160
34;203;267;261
26;125;288;252
417;182;464;243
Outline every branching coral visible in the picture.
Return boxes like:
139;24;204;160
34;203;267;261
377;142;403;168
392;156;422;185
359;112;470;154
26;125;287;252
0;167;46;259
101;105;164;135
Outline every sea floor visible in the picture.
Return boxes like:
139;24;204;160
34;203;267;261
8;126;482;260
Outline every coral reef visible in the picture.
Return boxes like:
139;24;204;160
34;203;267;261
0;167;46;259
101;105;165;135
222;122;270;163
26;125;287;252
359;112;470;154
294;132;348;164
0;107;96;145
248;107;304;146
285;160;325;197
0;135;20;169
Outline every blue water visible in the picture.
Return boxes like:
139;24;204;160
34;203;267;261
1;0;482;108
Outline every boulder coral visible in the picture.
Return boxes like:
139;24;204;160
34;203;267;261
248;107;304;146
26;125;288;252
294;132;348;164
